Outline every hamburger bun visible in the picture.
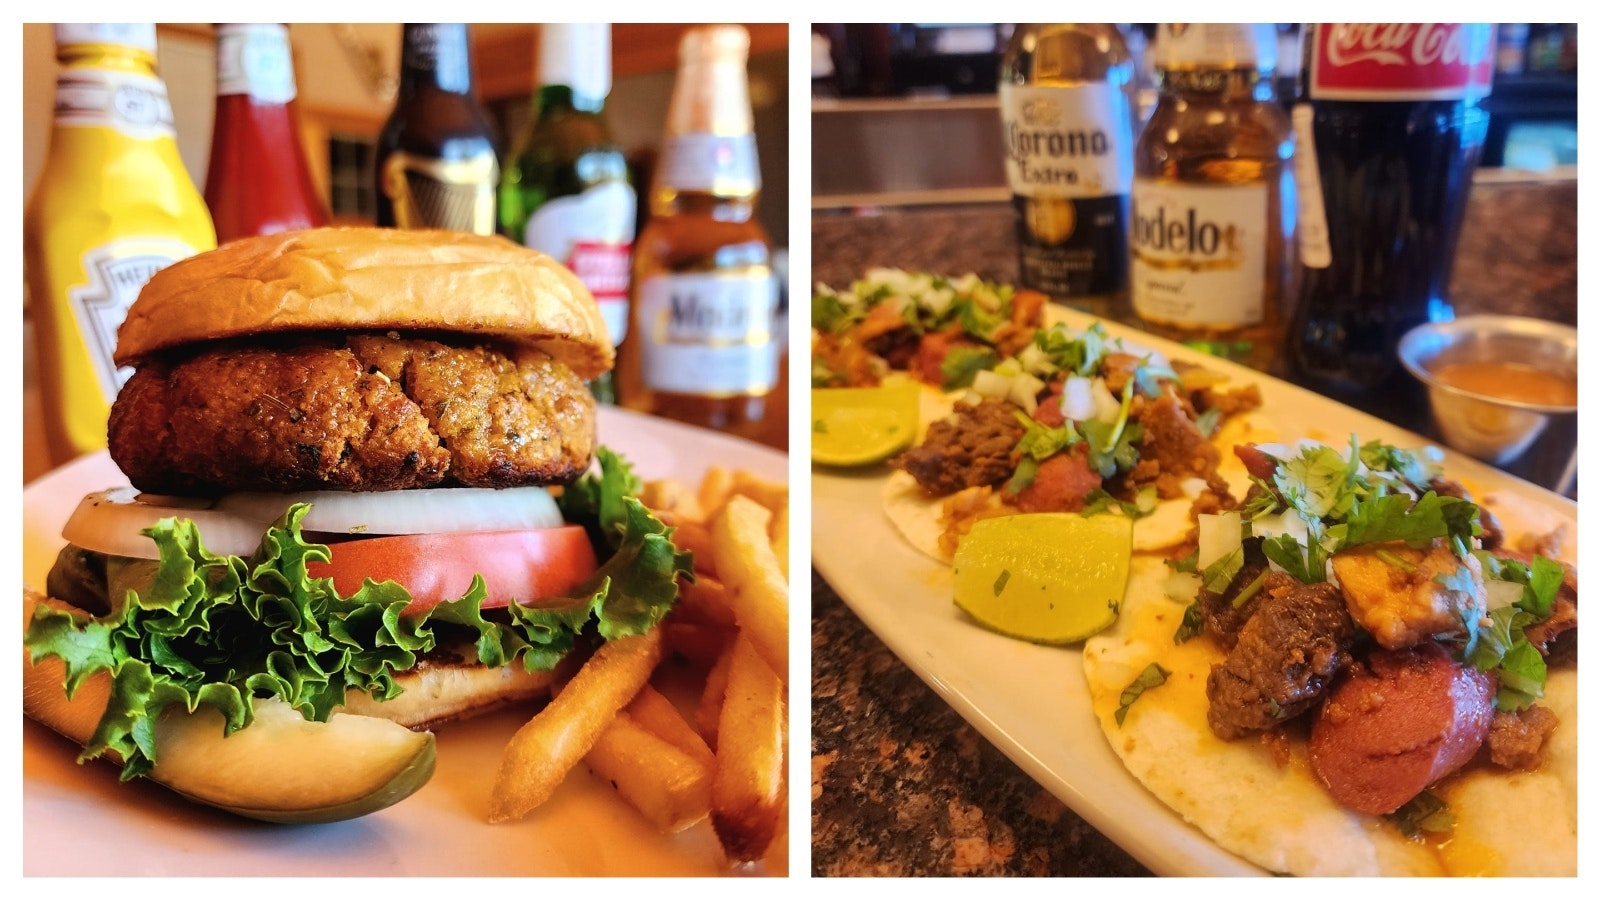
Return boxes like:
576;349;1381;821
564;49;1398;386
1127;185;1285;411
115;227;614;379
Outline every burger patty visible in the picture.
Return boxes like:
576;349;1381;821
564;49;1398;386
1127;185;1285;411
108;333;597;494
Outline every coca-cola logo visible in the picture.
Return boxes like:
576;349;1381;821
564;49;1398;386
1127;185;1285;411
1310;23;1495;101
1323;24;1487;69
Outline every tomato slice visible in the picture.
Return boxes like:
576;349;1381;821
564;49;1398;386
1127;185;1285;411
305;527;599;617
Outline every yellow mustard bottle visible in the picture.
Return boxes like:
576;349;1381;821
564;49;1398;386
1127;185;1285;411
24;23;216;467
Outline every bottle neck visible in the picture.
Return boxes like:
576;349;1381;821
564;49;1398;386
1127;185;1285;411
398;24;475;96
214;24;296;106
536;83;603;117
1156;66;1271;101
58;43;157;76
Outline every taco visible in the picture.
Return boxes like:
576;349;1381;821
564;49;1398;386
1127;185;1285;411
811;269;1046;389
1082;438;1577;876
881;321;1276;562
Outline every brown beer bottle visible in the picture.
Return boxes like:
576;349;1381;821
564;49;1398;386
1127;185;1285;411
374;23;499;233
618;25;781;442
1130;24;1294;374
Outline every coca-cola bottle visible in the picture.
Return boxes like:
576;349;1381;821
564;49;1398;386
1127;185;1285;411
1287;23;1495;414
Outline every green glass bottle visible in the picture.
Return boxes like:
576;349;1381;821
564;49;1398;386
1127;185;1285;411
499;23;634;404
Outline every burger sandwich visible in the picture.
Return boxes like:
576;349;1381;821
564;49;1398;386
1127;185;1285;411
23;227;691;822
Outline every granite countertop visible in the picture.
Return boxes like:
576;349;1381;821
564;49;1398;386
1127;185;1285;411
809;179;1577;877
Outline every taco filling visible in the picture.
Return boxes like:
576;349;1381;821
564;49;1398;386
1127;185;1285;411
1084;437;1577;876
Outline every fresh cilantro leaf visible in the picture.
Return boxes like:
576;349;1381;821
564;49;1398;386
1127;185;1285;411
1388;791;1455;840
1340;492;1480;552
1201;546;1245;594
1115;662;1170;726
1166;548;1199;574
939;346;999;391
1261;531;1327;584
1173;600;1204;644
1194;407;1222;438
1274;444;1360;521
953;297;1006;341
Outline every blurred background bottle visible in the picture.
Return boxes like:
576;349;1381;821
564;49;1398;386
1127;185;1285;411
499;23;634;404
1288;23;1494;411
205;23;328;243
1130;23;1294;373
375;23;499;234
619;25;783;445
24;23;216;466
998;23;1136;318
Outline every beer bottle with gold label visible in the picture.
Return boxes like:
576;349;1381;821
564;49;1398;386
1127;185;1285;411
1130;24;1294;373
24;23;216;466
618;25;779;443
375;23;499;234
999;24;1136;318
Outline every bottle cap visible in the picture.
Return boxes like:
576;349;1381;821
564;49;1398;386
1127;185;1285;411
1153;23;1276;72
54;23;157;53
538;23;611;100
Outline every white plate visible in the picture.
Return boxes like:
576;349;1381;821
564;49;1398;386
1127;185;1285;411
22;407;788;877
811;309;1577;877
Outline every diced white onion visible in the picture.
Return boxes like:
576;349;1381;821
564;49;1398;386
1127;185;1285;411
1179;477;1210;500
1196;511;1243;571
1016;343;1055;377
215;486;563;536
1485;579;1524;612
971;369;1012;399
1007;371;1045;416
1251;509;1311;547
1090;378;1120;423
62;488;271;560
993;358;1023;378
1060;376;1096;422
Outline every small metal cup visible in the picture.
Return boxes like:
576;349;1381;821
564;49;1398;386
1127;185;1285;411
1397;316;1578;475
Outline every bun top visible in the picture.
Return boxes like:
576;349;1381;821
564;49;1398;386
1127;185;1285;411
115;227;614;378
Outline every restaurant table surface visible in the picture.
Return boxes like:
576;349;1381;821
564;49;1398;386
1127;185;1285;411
809;179;1577;877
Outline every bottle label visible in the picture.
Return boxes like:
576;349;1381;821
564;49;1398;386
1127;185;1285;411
70;240;196;401
1290;104;1332;270
1308;24;1496;101
522;181;637;342
54;68;175;140
999;82;1132;297
216;24;297;103
657;134;760;194
1000;83;1133;200
381;150;499;234
1129;180;1268;328
636;272;779;397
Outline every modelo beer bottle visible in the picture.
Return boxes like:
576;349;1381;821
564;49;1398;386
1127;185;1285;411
1289;24;1494;413
24;23;216;466
375;23;499;234
499;23;634;404
998;23;1136;318
205;23;329;242
619;25;780;442
1130;23;1295;373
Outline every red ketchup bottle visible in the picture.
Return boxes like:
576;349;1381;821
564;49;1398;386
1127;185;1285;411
205;23;329;242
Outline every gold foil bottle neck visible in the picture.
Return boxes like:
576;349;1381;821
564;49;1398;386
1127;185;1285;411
666;24;753;137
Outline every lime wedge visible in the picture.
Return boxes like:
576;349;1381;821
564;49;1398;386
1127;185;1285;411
952;513;1132;644
811;378;921;467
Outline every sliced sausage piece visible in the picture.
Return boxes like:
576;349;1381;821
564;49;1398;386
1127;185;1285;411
1308;643;1494;816
1231;443;1279;481
1014;445;1101;513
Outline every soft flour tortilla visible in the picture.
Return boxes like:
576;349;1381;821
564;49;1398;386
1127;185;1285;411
883;408;1281;563
1081;537;1578;876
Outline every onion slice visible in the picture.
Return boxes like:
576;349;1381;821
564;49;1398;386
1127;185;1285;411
214;486;563;536
62;488;272;560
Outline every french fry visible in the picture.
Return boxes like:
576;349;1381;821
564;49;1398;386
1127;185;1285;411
697;465;735;519
639;478;704;522
730;471;788;517
711;496;789;681
585;712;711;833
770;502;789;581
487;628;663;823
673;576;738;628
710;634;785;863
670;521;719;578
627;684;715;769
696;641;735;748
663;621;732;668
